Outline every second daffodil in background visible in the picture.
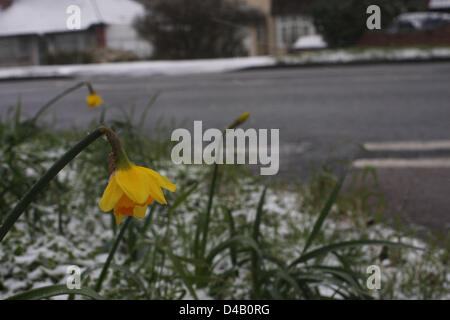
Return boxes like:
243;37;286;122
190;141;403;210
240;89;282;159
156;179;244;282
86;93;103;108
98;127;177;225
85;82;103;108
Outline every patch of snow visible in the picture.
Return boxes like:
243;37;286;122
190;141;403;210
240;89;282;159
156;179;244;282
0;56;276;80
292;34;327;50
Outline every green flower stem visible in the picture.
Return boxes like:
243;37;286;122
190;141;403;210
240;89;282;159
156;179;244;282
199;162;219;258
195;113;250;260
30;81;87;123
95;216;132;292
0;127;105;242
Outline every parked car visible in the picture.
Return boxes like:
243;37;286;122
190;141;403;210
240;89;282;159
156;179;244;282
290;34;327;52
387;12;450;33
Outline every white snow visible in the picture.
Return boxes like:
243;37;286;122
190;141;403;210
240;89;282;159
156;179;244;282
0;56;276;79
0;0;145;37
278;47;450;65
0;46;449;80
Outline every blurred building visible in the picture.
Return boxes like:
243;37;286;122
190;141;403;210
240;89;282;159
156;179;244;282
242;0;318;55
0;0;152;66
428;0;450;12
359;11;450;47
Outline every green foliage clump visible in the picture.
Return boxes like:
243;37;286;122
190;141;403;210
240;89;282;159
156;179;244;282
135;0;263;59
307;0;427;48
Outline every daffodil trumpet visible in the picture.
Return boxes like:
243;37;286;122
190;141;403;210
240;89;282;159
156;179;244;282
98;127;177;225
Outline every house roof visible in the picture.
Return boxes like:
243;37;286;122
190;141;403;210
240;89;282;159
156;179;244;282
270;0;314;16
429;0;450;9
0;0;145;37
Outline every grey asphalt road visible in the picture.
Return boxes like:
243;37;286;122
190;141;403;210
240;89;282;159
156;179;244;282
1;62;449;234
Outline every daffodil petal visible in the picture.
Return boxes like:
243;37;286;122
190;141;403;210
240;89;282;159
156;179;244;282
149;181;167;204
143;168;178;192
99;175;123;212
115;166;151;204
133;205;147;219
132;167;167;204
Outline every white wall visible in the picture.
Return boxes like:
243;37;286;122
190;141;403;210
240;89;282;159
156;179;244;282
105;24;153;58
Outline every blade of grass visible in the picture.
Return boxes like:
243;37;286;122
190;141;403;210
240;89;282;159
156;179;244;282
222;206;237;268
301;173;345;256
196;163;219;259
206;235;263;266
290;239;424;268
167;250;199;300
251;186;267;298
7;284;104;300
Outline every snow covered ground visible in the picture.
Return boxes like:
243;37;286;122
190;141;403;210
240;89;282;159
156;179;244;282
1;47;450;81
278;47;450;65
0;57;276;80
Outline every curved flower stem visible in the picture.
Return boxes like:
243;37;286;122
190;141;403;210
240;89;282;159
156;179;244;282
0;127;105;242
95;216;132;292
30;81;87;123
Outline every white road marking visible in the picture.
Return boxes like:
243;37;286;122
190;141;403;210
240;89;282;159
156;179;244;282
352;158;450;168
363;140;450;151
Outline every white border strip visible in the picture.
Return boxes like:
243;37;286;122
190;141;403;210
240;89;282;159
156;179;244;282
363;140;450;151
352;158;450;168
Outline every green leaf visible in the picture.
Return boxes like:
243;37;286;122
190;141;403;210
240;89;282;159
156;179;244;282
206;235;262;266
301;173;345;256
251;186;267;297
306;265;371;299
253;186;267;243
167;250;199;300
7;285;104;300
290;240;424;268
169;182;199;214
222;206;237;268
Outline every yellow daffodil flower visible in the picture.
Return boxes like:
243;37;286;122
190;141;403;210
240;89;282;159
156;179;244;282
99;148;177;225
86;93;103;108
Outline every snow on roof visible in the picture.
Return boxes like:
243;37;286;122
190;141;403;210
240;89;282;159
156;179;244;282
0;0;145;37
429;0;450;9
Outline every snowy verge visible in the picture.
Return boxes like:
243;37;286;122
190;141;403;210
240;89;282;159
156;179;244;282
278;47;450;66
0;57;276;80
1;47;450;81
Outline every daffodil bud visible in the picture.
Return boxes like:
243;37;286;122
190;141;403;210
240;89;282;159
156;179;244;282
227;112;250;130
